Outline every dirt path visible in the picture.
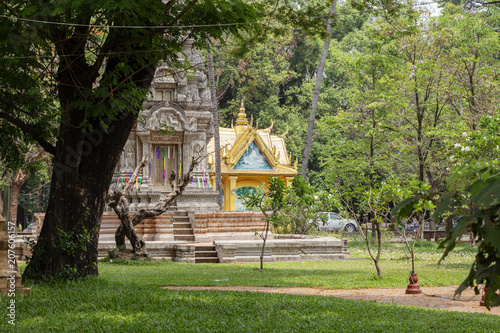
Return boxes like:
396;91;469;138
162;285;500;316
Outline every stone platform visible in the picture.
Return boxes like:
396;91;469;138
17;211;349;263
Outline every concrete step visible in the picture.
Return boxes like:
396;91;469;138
195;251;218;258
195;246;216;252
173;228;194;235
195;257;219;263
174;211;189;217
173;222;192;229
173;217;190;223
174;235;195;241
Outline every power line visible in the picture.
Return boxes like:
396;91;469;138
0;34;285;61
0;13;334;30
0;2;445;30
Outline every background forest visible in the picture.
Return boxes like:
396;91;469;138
211;2;500;223
2;1;500;230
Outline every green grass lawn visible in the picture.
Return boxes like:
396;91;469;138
2;241;498;332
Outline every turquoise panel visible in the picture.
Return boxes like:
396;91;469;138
233;141;273;170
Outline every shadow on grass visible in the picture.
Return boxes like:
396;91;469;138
4;276;500;333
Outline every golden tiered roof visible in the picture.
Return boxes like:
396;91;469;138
207;100;297;176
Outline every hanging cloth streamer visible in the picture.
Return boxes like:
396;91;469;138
164;148;166;179
178;146;181;177
196;166;200;188
202;167;206;189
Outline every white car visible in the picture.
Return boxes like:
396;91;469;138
318;212;357;232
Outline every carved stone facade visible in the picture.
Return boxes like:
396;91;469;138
112;40;219;212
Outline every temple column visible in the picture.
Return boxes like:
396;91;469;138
285;177;294;187
140;140;151;192
228;176;238;211
210;175;216;191
182;133;195;178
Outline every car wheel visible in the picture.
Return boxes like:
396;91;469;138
345;224;356;233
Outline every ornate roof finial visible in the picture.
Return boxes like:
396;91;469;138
278;125;289;138
236;99;248;126
267;119;274;133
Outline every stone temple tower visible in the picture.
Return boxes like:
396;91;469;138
111;39;219;212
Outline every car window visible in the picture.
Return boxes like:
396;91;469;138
330;213;339;219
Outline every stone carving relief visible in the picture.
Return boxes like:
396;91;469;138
150;130;184;143
189;84;199;102
200;88;210;102
144;105;197;132
124;142;135;169
206;119;214;139
192;142;203;155
166;112;181;129
189;49;204;70
155;67;176;83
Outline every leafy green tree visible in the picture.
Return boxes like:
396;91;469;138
394;112;500;308
272;186;338;235
240;177;290;271
321;4;500;212
440;4;500;130
1;0;263;280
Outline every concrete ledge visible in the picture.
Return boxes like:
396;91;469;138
214;237;349;263
97;241;185;260
173;244;196;263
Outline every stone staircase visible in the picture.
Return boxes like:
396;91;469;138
194;244;219;263
172;210;195;242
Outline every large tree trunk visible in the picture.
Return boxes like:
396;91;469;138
300;1;337;180
24;109;141;280
207;48;222;209
23;41;156;280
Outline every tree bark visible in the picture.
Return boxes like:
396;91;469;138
24;109;141;279
9;147;47;230
108;157;197;253
300;1;337;180
375;221;382;276
23;51;156;280
207;47;223;209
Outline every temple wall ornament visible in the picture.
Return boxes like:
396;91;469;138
111;39;219;213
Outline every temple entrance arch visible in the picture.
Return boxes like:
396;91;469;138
152;144;179;186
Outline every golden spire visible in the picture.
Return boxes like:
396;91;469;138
236;99;248;126
234;99;249;136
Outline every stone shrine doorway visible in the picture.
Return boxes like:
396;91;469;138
152;144;180;186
